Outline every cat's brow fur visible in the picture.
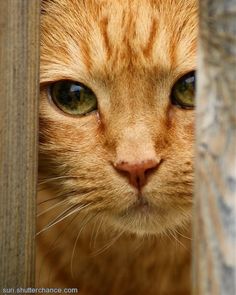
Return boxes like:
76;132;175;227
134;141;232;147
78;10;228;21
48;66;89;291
41;0;197;82
38;0;198;294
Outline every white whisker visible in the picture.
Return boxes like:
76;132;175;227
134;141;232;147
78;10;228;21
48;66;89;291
38;213;79;285
38;175;79;186
37;196;63;206
174;229;192;241
167;228;186;249
92;229;125;257
90;214;104;249
70;213;99;279
36;203;90;236
37;199;67;217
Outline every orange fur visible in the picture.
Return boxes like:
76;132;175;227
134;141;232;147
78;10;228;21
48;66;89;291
37;0;198;294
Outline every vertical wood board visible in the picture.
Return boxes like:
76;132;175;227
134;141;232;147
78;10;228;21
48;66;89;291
193;0;236;294
0;0;40;288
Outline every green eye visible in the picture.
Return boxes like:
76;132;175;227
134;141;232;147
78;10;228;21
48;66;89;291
50;80;97;116
171;71;195;109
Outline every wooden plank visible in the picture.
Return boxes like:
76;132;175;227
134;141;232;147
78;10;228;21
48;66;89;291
193;0;236;294
0;0;40;289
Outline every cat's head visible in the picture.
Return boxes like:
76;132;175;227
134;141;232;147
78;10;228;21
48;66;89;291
40;0;198;235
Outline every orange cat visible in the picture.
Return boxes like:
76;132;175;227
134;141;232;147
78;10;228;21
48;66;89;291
37;0;198;294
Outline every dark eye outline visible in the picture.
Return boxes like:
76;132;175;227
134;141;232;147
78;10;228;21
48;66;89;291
170;71;196;110
48;80;98;117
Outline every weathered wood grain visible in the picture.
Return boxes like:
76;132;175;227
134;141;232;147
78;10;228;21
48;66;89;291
0;0;40;289
193;0;236;294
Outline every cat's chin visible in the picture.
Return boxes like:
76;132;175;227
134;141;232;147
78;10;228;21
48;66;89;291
106;199;191;236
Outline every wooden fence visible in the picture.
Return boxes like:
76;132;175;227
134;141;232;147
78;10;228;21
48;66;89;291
0;0;235;294
193;0;236;294
0;0;40;289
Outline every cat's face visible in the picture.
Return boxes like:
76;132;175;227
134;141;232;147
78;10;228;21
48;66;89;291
40;0;197;235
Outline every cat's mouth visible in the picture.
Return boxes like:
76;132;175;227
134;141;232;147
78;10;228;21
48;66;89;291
108;192;190;235
116;194;159;221
128;195;151;214
111;199;167;235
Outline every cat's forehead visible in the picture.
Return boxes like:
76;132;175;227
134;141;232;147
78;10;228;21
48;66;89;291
41;0;198;83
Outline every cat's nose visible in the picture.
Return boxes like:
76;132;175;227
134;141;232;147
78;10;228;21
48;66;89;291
114;159;161;190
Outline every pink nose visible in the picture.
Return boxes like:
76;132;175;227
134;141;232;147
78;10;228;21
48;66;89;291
114;159;160;189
